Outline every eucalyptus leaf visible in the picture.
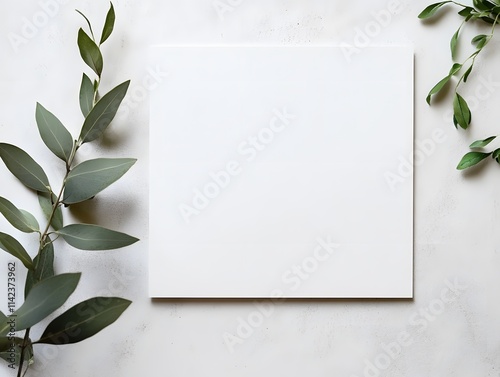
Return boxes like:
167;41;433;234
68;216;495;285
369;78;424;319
469;136;496;148
58;224;138;250
0;233;34;270
80;73;95;117
418;1;451;19
100;3;115;45
35;103;74;162
77;28;103;77
0;197;38;233
37;297;131;345
19;210;39;233
450;25;461;58
457;151;491;169
473;0;494;11
0;143;50;192
449;63;462;75
0;273;81;335
63;158;136;204
25;239;55;299
453;92;471;129
78;80;130;143
0;336;32;367
426;75;451;104
37;192;63;231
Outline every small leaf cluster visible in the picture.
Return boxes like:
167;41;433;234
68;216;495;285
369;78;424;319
0;4;137;376
419;0;500;170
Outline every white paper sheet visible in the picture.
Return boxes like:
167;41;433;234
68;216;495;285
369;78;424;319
149;46;413;298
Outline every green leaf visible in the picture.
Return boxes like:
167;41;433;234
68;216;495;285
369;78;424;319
37;192;63;231
463;65;473;82
0;143;50;192
458;6;476;18
449;63;462;75
470;136;496;148
76;9;95;41
457;151;491;169
0;233;33;270
450;25;461;58
472;34;490;49
77;28;103;77
418;1;451;18
80;73;95;117
63;158;136;204
492;148;500;162
78;80;130;144
0;336;33;366
58;224;138;250
0;197;38;233
100;3;115;45
25;239;55;299
37;297;131;345
426;75;451;104
453;93;471;129
474;0;494;11
0;273;81;335
35;103;74;163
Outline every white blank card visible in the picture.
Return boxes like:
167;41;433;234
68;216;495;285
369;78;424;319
149;46;413;298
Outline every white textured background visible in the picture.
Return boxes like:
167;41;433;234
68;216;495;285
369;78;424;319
1;0;500;376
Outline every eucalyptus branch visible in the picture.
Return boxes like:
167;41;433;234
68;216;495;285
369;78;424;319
0;4;137;376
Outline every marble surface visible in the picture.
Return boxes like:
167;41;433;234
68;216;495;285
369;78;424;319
0;0;499;376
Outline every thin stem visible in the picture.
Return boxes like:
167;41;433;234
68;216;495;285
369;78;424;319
451;0;470;8
17;328;30;377
17;141;80;374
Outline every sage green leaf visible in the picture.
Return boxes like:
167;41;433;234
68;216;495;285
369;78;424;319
0;336;33;366
457;151;491;169
463;65;473;82
0;233;33;270
0;311;5;323
77;28;103;77
37;192;63;231
25;239;55;299
0;144;50;192
418;1;451;18
0;197;38;233
0;273;80;335
492;148;500;162
472;34;490;49
63;158;136;204
80;73;94;117
37;297;131;345
76;9;95;40
470;136;496;148
100;3;115;45
450;25;461;58
453;93;471;129
58;224;138;250
78;80;130;144
35;103;74;162
426;75;450;104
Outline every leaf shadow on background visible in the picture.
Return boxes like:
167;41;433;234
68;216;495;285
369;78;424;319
68;196;137;228
461;159;491;178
